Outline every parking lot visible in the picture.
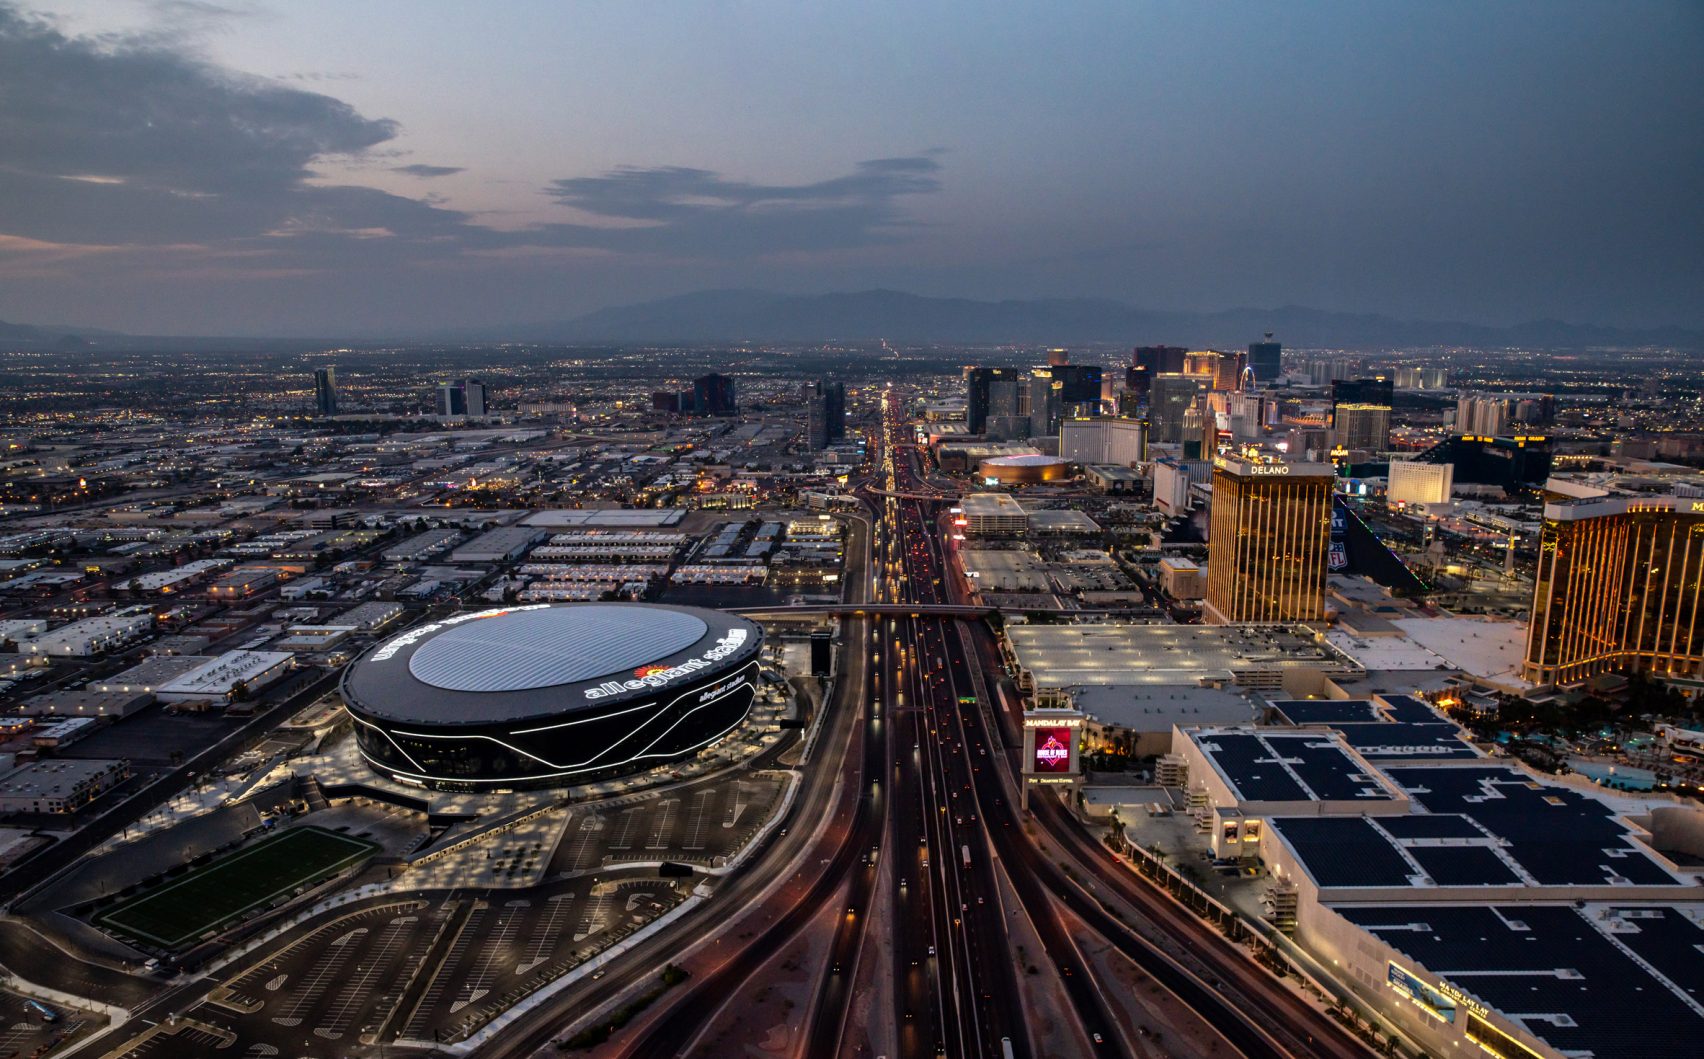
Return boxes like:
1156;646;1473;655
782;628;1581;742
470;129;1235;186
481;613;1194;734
551;772;785;873
93;767;789;1057
204;901;429;1046
0;988;93;1058
395;878;682;1043
106;872;684;1057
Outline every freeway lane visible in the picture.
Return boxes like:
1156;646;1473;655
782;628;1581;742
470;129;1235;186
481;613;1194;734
898;496;1121;1058
936;544;1373;1059
898;502;1029;1058
469;512;879;1059
605;470;893;1059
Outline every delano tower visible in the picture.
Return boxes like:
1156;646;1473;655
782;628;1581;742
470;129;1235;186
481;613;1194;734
1205;456;1334;624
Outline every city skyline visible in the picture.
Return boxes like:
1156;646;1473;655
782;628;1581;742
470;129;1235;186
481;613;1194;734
1;5;1702;1058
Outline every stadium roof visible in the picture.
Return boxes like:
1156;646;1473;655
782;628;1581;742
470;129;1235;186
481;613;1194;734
342;603;760;725
410;606;707;692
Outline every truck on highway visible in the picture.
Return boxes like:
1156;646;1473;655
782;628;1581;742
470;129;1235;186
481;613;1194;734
961;844;972;869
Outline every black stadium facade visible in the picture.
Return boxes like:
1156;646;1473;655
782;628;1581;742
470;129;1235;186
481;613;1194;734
340;603;763;790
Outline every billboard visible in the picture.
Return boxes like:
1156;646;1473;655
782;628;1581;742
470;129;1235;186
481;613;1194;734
1032;727;1074;773
1387;962;1457;1024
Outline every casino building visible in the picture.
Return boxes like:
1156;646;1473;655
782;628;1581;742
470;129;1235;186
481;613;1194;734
340;603;763;790
1524;475;1704;685
1205;455;1334;625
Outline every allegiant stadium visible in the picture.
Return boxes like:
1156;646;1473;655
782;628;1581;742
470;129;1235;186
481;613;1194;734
339;602;763;790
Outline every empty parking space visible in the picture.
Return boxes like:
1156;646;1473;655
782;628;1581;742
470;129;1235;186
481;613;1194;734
546;774;786;873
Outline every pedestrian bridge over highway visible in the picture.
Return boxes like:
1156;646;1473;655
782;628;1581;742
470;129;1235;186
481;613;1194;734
736;603;992;619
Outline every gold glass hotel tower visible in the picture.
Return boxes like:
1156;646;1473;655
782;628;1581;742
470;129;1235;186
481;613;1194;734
1523;487;1704;684
1205;456;1334;624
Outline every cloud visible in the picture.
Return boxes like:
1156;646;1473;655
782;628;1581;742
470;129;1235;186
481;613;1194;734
391;164;465;178
0;2;943;296
541;156;942;254
0;4;418;244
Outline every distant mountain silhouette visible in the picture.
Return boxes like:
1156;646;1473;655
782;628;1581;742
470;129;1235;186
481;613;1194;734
3;292;1700;351
0;318;314;352
515;289;1704;349
0;319;89;350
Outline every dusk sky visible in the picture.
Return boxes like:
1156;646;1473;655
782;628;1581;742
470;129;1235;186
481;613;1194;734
1;0;1699;336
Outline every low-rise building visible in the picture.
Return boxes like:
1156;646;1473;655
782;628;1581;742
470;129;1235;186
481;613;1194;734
335;601;404;631
450;526;546;563
154;650;294;704
960;493;1027;536
17;689;153;718
12;612;154;656
0;759;130;814
1157;556;1205;600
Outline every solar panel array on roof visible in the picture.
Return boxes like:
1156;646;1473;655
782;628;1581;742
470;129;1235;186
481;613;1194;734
1375;814;1485;840
1340;905;1704;1059
1601;906;1704;1006
1198;732;1394;803
1334;721;1478;761
1198;734;1308;801
1269;699;1381;724
1268;817;1418;887
1269;695;1478;762
1378;694;1443;723
1404;845;1520;886
1384;766;1687;888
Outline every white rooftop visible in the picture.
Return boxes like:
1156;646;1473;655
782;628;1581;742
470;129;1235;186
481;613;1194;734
1389;616;1531;688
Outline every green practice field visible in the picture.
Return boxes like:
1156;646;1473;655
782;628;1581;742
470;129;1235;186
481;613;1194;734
95;825;379;947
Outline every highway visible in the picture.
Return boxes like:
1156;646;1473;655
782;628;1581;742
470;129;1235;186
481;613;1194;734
889;408;1374;1059
599;513;885;1058
476;396;1371;1059
921;500;1374;1058
458;509;880;1059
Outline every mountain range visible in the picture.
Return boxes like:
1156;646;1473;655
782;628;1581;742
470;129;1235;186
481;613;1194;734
519;290;1704;349
3;290;1700;350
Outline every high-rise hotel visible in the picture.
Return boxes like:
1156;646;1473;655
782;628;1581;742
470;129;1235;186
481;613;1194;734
1205;455;1334;624
1523;475;1704;684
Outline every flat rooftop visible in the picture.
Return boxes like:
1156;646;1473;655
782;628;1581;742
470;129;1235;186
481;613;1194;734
1267;694;1482;762
1268;764;1692;894
1388;616;1530;688
1339;903;1704;1059
960;493;1026;516
1008;623;1352;688
521;509;687;528
95;654;217;690
1071;685;1259;732
1024;509;1101;533
1382;765;1690;889
1192;730;1397;803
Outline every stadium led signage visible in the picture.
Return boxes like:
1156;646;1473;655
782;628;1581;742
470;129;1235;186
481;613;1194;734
583;627;750;700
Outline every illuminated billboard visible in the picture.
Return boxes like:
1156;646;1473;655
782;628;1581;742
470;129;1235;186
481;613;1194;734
1032;727;1074;773
1387;962;1456;1024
